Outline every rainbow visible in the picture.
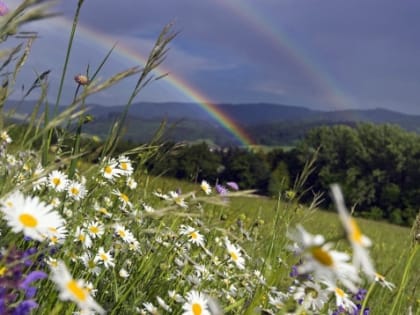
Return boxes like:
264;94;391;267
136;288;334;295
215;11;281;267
53;17;255;147
217;1;356;112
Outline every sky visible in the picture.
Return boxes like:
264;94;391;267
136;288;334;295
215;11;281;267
4;0;420;114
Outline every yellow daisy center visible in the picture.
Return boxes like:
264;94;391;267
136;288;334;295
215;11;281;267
19;213;38;228
120;193;129;202
79;234;85;241
52;177;61;186
190;231;198;239
0;266;7;276
335;287;345;297
100;253;109;261
230;251;238;261
192;303;202;315
70;187;80;195
104;165;112;174
89;226;99;234
349;218;362;244
120;162;128;170
67;280;87;301
118;230;126;237
311;247;334;266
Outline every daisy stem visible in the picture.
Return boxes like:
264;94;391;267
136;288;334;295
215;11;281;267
43;0;84;166
389;244;419;315
360;281;375;315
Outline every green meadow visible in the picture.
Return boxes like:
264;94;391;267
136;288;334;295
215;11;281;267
0;1;419;315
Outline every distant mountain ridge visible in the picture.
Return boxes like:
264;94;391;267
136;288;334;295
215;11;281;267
5;101;420;145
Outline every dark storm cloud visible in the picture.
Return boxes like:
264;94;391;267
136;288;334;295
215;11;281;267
11;0;420;113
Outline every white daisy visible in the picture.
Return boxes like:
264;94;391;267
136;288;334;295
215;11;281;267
330;184;375;278
180;225;205;247
182;290;210;315
375;272;396;291
112;189;132;209
85;221;105;239
67;181;87;201
113;223;135;243
126;177;138;189
94;247;115;269
48;170;68;192
50;261;105;314
101;158;123;180
200;180;212;195
288;225;360;292
1;130;12;144
326;283;357;313
0;191;65;241
80;252;101;276
74;227;92;248
119;268;130;278
169;191;187;208
293;281;329;311
225;238;245;270
118;155;134;176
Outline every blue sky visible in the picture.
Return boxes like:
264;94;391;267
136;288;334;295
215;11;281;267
5;0;420;114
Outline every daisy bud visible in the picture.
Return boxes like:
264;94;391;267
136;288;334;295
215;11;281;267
74;74;89;85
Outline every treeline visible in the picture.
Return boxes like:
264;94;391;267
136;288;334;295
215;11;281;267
146;123;420;226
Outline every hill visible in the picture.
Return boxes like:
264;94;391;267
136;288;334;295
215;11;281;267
5;100;420;145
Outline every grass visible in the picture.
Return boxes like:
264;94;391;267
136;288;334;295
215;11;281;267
0;2;418;315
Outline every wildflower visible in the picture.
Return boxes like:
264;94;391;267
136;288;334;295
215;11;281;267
0;130;11;143
74;227;92;248
67;181;87;201
85;221;105;239
215;184;228;196
169;191;187;208
101;158;123;180
225;238;245;269
113;223;135;243
288;225;360;292
126;177;138;189
182;290;211;315
268;292;288;310
180;225;205;247
326;284;357;313
293;281;329;311
19;270;47;298
226;181;239;191
143;302;159;314
153;190;170;200
112;189;132;208
168;290;184;303
48;170;68;192
156;296;172;312
45;225;68;245
50;261;105;314
80;252;101;276
94;247;115;269
200;180;212;195
330;184;375;278
0;191;65;241
74;74;89;85
119;268;129;278
118;155;134;176
374;272;395;291
95;205;112;218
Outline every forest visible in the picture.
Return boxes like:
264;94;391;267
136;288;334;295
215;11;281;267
146;123;420;226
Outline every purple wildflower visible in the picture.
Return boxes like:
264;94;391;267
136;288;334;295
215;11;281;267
215;184;228;195
19;271;47;298
12;300;38;315
0;1;8;16
226;181;239;191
